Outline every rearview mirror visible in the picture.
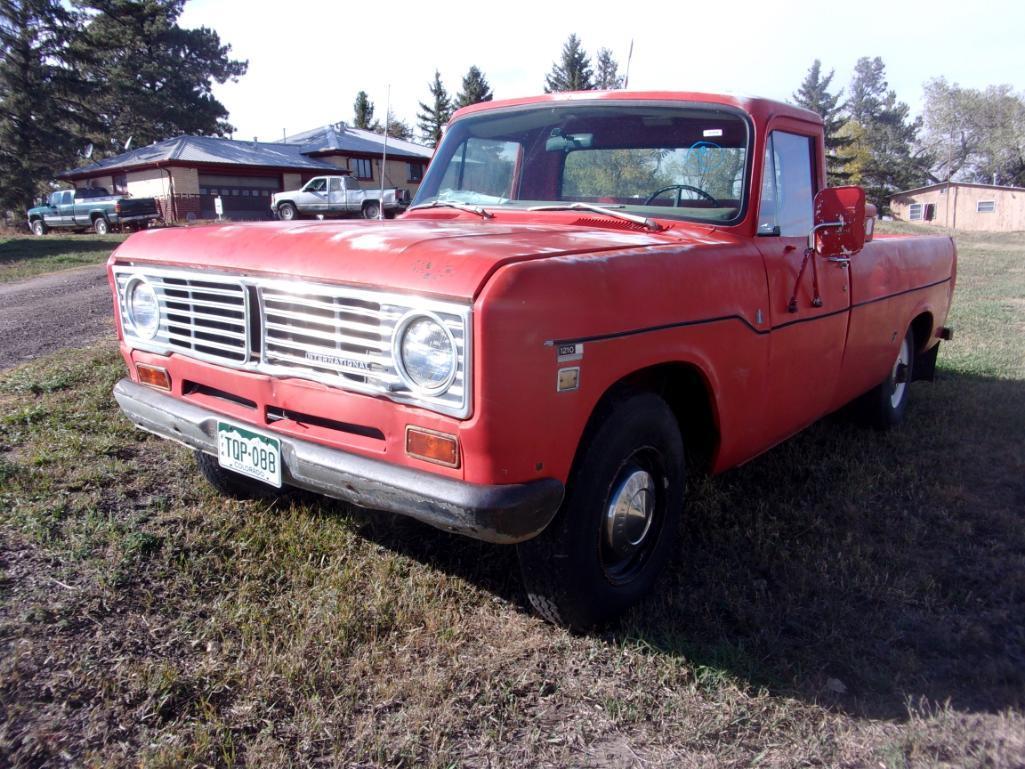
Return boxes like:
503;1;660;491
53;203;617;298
809;186;866;257
545;131;594;152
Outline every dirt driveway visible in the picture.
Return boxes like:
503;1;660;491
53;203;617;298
0;265;114;370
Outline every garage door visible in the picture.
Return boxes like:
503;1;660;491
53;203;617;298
198;174;280;220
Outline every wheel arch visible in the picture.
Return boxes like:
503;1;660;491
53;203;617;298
575;361;721;478
909;310;935;353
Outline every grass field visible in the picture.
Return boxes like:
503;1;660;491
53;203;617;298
0;233;127;282
1;225;1023;767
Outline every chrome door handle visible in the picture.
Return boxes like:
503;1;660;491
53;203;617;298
826;256;850;266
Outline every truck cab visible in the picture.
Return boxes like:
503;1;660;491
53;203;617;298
272;174;409;221
108;91;956;628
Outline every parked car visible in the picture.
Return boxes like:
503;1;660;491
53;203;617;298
107;91;956;628
271;175;409;221
27;187;160;235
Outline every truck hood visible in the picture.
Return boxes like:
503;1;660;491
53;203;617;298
110;218;725;300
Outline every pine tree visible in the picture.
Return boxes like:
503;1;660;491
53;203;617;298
384;110;413;141
844;57;930;211
544;34;593;93
416;69;451;147
454;65;493;109
594;48;623;90
793;59;851;185
0;0;87;212
71;0;247;152
352;90;377;131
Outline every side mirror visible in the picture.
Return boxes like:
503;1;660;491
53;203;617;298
808;186;866;257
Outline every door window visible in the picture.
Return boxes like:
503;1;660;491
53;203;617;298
304;178;327;192
757;131;815;237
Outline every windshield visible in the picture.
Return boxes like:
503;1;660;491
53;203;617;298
412;101;750;224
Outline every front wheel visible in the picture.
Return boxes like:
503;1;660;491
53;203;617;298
362;201;381;220
861;328;915;429
93;216;109;235
517;392;685;629
277;202;298;221
30;219;47;236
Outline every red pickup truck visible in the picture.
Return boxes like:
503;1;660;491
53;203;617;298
109;91;955;628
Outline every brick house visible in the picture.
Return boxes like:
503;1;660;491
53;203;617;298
890;182;1025;232
58;123;433;222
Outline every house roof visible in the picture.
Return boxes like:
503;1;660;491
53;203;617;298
894;181;1025;196
284;123;433;161
59;135;342;178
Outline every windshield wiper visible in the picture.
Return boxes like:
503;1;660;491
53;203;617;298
408;200;494;219
527;202;664;232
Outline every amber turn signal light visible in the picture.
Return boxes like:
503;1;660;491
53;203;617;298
405;426;459;468
136;363;171;391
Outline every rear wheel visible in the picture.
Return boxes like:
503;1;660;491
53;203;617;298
277;202;298;221
93;216;109;235
862;328;915;428
30;219;47;236
362;201;381;220
517;392;685;629
195;450;289;500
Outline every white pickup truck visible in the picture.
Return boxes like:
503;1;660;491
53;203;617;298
271;175;410;221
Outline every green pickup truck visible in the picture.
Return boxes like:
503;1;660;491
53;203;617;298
27;187;160;235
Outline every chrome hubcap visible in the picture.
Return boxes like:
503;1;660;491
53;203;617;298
890;336;911;408
604;468;656;562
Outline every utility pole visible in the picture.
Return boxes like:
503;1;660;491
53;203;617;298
380;84;389;220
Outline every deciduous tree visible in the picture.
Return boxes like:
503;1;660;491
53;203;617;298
921;78;1025;186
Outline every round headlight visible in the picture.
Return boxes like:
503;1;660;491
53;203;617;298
396;313;456;394
127;279;160;340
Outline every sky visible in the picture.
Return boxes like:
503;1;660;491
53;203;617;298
179;0;1025;145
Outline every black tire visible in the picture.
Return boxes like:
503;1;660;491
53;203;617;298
30;219;47;236
362;201;381;220
93;216;109;235
517;392;685;629
195;450;289;500
277;202;298;221
861;328;915;429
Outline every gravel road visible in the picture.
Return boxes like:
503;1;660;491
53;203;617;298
0;265;114;370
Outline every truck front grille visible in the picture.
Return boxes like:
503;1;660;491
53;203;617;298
258;285;401;390
115;271;249;364
113;266;472;418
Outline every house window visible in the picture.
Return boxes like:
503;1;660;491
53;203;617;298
977;200;996;213
113;173;128;195
407;162;423;183
352;158;373;180
909;203;924;221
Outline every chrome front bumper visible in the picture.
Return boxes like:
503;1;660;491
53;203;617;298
112;379;563;544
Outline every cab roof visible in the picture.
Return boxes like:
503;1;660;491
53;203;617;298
450;90;822;127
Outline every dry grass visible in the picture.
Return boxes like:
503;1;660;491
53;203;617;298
0;234;127;283
0;224;1023;767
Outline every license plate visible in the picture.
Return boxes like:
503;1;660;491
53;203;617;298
217;421;281;488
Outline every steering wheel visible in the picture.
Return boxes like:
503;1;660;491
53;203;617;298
644;184;719;207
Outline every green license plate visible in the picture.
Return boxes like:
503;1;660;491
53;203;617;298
217;421;281;488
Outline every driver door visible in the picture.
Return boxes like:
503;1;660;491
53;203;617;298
297;177;327;212
754;128;851;443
